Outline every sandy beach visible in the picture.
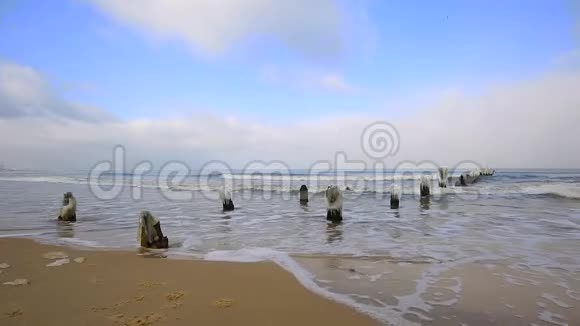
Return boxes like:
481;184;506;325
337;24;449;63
0;238;378;326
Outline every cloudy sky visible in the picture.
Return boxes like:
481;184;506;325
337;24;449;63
0;0;579;170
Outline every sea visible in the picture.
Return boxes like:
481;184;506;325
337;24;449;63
0;168;579;325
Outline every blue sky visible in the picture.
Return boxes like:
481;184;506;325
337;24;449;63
0;0;579;168
1;0;576;121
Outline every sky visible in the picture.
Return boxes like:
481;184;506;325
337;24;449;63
0;0;579;170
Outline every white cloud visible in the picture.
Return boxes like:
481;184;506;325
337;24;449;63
0;61;579;169
392;72;580;168
89;0;346;59
0;62;114;122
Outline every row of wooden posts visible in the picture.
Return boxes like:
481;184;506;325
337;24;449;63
219;167;495;222
56;167;494;248
318;167;493;222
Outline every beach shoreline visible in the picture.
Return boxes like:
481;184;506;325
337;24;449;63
2;234;580;325
0;238;379;326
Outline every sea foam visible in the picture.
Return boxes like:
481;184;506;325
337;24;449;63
204;248;407;325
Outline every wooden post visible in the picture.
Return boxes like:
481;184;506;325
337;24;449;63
220;189;235;211
58;192;77;222
438;167;448;188
420;176;431;197
390;185;400;209
325;185;343;222
299;185;309;203
138;211;168;249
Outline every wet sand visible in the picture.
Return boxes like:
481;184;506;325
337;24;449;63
297;256;580;325
0;238;378;326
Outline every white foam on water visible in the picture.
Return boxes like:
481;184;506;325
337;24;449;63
0;173;451;195
0;232;44;239
36;237;109;249
541;293;572;309
538;310;568;326
424;277;462;307
4;171;578;201
368;274;382;282
537;301;547;308
520;183;580;200
565;290;580;301
180;236;203;251
203;248;411;325
499;273;529;286
226;173;440;182
204;248;267;263
0;175;160;190
0;176;83;184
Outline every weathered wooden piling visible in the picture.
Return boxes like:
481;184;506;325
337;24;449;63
455;169;484;186
299;185;309;203
438;167;449;188
420;176;431;197
138;211;169;249
220;189;235;211
467;169;480;184
390;185;400;209
481;167;495;176
325;185;343;222
58;192;77;222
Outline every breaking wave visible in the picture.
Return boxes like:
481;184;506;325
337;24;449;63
521;184;580;200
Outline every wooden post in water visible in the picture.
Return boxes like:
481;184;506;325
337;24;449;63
58;192;77;222
456;169;485;186
325;185;343;222
138;211;169;249
390;185;400;209
438;167;448;188
299;185;309;203
220;189;235;211
481;167;495;176
467;169;480;184
420;176;431;197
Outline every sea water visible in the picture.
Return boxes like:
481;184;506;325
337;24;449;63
0;168;579;325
